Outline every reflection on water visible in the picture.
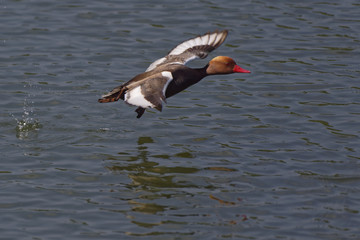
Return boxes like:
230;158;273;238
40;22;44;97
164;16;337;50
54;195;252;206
103;137;249;236
106;136;200;189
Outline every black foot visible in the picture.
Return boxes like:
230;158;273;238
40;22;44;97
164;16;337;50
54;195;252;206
135;107;145;118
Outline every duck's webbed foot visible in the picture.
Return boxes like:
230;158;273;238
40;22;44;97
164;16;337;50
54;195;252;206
135;107;145;118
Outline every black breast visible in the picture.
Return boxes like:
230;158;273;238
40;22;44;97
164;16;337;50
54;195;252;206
165;65;207;98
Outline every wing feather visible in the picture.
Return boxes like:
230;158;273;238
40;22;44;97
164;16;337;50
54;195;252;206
145;30;228;72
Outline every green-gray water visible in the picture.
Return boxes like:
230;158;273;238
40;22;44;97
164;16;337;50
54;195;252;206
1;0;359;239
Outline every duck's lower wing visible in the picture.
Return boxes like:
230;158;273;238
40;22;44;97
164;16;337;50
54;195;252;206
124;71;173;118
98;71;173;118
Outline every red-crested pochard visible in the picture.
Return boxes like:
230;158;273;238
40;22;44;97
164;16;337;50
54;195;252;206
98;30;250;118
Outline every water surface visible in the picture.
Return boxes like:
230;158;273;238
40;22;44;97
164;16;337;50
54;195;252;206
1;0;360;239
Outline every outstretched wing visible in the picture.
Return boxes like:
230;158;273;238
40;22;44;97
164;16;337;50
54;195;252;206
124;71;173;111
146;30;228;72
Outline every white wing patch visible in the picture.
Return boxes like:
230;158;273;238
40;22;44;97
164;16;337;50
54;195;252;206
146;57;166;72
169;31;219;56
124;86;154;108
145;30;228;72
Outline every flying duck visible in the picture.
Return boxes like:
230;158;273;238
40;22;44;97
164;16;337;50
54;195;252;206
98;30;250;118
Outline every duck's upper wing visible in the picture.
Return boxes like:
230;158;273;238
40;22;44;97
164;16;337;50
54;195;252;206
145;30;228;72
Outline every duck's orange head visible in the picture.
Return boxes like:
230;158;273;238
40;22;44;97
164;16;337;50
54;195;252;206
206;56;250;75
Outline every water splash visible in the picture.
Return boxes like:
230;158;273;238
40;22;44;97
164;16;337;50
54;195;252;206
12;88;42;140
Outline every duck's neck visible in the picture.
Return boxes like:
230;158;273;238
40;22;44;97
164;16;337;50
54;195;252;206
196;65;209;78
165;65;208;98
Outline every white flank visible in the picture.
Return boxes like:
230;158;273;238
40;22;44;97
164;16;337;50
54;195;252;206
161;71;173;96
124;86;154;108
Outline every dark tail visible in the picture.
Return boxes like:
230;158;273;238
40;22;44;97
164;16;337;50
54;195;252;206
98;86;126;103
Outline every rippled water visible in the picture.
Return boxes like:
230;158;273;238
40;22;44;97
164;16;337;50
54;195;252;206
1;0;360;239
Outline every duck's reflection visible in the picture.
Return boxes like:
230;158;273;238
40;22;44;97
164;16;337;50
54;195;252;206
105;136;199;214
106;136;198;178
103;136;247;232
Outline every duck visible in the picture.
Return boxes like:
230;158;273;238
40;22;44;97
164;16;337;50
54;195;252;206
98;30;250;118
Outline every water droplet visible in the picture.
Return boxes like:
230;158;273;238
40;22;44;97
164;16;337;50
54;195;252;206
11;97;42;140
